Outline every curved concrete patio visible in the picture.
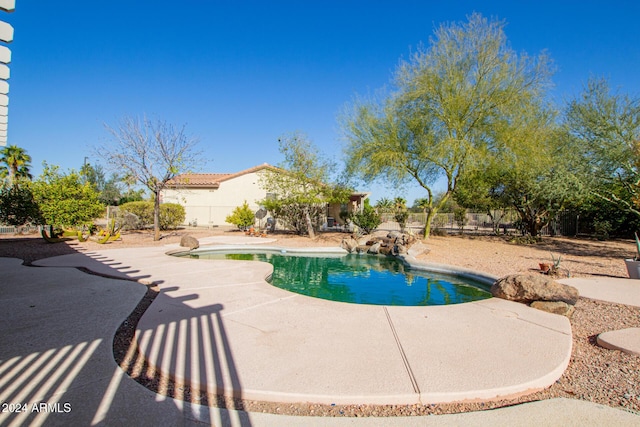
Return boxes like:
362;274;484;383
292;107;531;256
2;236;639;425
32;238;573;405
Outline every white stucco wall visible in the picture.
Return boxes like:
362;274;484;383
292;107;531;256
162;170;269;226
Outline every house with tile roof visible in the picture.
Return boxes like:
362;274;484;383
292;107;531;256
161;163;276;227
162;163;370;229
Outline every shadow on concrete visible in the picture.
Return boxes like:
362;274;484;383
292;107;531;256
0;240;252;426
118;289;252;426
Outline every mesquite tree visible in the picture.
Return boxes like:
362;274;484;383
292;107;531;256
342;13;553;238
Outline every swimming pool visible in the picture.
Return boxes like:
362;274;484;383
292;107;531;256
181;250;492;306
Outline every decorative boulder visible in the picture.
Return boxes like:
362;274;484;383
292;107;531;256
340;237;358;253
491;274;579;306
530;301;575;317
379;246;393;256
356;245;370;254
368;242;382;254
180;235;199;250
407;242;430;258
387;231;403;240
357;235;373;246
491;274;579;317
348;232;420;258
393;244;408;255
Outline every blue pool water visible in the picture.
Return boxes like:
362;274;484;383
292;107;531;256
183;251;491;306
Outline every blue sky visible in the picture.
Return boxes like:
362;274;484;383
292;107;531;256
4;1;640;203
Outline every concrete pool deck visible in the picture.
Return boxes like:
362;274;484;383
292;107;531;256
32;240;574;405
1;235;638;425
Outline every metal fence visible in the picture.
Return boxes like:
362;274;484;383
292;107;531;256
378;210;583;236
0;209;585;236
0;225;41;235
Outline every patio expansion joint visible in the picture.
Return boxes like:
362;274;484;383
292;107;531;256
383;306;420;396
220;294;298;318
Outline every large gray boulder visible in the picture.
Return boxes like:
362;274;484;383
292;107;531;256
491;274;579;306
180;235;199;250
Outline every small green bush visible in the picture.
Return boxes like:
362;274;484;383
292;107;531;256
394;210;409;230
0;184;43;226
159;203;185;230
225;201;255;229
453;206;468;231
593;219;612;241
349;200;381;234
119;201;185;230
119;201;153;226
429;227;448;237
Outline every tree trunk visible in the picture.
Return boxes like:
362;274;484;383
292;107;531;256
423;208;436;239
304;206;315;239
154;189;161;241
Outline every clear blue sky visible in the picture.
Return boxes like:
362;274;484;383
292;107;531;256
5;1;640;203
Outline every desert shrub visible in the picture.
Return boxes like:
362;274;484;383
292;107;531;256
593;219;612;241
429;227;448;237
119;201;153;227
118;201;184;230
394;210;409;231
261;198;325;235
349;200;381;234
0;184;43;226
159;203;185;230
225;201;255;229
454;206;468;231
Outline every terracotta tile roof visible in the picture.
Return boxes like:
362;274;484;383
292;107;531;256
166;163;276;188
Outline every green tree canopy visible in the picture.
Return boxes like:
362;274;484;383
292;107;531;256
0;182;43;226
341;13;553;238
454;100;583;236
80;163;145;206
565;77;640;218
259;132;351;237
31;163;104;227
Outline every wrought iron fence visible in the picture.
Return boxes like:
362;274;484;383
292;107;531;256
377;210;583;236
0;225;41;235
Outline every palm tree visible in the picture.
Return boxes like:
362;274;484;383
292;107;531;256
394;197;407;211
414;197;432;223
393;196;408;231
375;197;394;213
0;145;33;184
